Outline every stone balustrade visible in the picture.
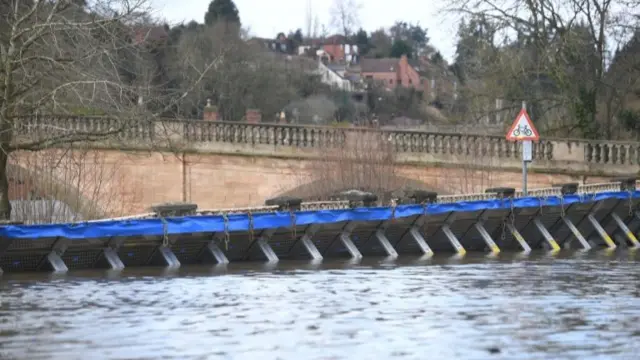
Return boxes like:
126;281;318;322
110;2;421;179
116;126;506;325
10;115;640;174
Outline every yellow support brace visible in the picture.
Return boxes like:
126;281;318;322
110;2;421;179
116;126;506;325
506;223;531;253
533;218;561;252
587;214;617;250
610;213;640;249
474;222;500;254
442;224;466;256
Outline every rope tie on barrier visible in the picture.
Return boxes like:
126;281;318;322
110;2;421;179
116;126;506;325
509;198;516;236
539;196;546;216
560;196;565;218
628;189;633;216
160;215;169;247
222;213;230;250
248;211;254;244
289;208;297;239
422;202;429;234
390;199;397;222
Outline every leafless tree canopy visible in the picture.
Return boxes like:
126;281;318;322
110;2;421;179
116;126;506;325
330;0;361;37
445;0;640;139
0;0;216;220
282;131;424;203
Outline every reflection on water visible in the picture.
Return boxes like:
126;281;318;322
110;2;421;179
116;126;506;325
2;251;640;360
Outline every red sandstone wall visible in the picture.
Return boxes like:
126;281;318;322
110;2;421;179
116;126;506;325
9;149;607;217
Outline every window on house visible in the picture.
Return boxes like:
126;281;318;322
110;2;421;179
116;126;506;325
409;79;412;84
397;79;401;85
389;79;393;84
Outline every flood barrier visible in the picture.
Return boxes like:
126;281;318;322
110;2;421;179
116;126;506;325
1;180;640;274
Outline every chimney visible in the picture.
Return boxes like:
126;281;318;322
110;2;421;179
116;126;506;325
203;99;218;121
245;109;261;123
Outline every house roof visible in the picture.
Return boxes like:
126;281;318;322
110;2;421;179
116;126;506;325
327;63;346;72
408;59;429;76
360;58;400;73
324;34;348;44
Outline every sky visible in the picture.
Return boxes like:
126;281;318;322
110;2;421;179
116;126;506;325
150;0;460;62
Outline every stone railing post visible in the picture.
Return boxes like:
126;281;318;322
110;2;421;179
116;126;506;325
245;109;261;124
547;139;584;162
154;119;186;145
203;99;218;121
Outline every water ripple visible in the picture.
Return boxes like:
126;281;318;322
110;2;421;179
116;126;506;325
1;255;640;360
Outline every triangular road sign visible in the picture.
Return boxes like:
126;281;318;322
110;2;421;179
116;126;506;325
506;108;539;142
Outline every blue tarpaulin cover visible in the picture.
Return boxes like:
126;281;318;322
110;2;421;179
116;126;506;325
0;191;636;240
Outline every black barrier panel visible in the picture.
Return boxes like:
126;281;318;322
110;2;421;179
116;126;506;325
219;232;258;261
267;235;298;259
554;202;598;246
454;210;485;221
275;224;328;260
171;234;210;264
447;219;482;250
462;210;507;251
575;199;619;247
0;251;49;272
449;210;485;251
495;208;540;249
62;249;103;270
352;221;387;257
285;235;313;260
421;212;452;242
118;244;158;267
243;231;277;262
307;221;355;257
622;203;640;237
549;206;584;250
7;238;57;251
385;216;419;254
518;206;563;249
479;209;511;249
266;227;306;259
599;198;640;246
420;217;449;252
321;221;379;258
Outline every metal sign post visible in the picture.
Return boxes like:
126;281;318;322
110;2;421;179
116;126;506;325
506;101;539;197
521;102;531;195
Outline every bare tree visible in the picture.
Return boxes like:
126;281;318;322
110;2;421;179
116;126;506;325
444;0;640;139
0;0;216;220
305;0;313;38
281;130;410;203
330;0;361;38
8;148;139;223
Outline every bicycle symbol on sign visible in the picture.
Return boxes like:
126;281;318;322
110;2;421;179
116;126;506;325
513;124;533;137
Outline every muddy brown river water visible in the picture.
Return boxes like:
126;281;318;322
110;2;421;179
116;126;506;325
1;251;640;360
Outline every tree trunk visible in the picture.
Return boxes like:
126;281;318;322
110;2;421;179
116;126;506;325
0;149;11;221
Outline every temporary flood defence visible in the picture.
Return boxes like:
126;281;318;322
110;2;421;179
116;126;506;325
1;180;640;274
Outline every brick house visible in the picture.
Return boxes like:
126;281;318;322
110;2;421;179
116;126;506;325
298;35;359;64
360;55;422;89
360;55;458;104
247;35;289;53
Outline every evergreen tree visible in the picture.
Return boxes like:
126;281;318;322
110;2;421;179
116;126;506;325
352;28;370;55
204;0;240;26
389;40;413;58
